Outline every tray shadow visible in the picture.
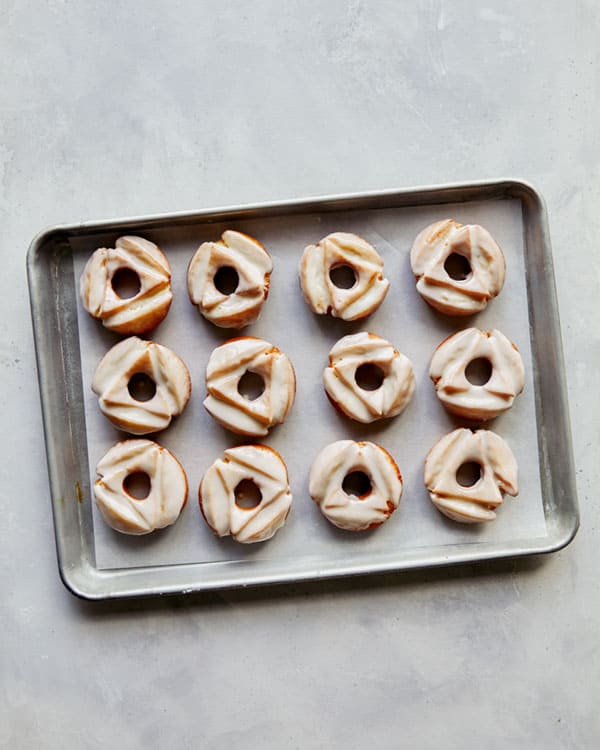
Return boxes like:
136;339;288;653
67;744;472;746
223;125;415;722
66;551;552;619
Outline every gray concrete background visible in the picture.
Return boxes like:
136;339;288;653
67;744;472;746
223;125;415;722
1;1;598;747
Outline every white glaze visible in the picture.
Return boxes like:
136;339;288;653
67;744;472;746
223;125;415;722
299;232;389;320
309;440;402;531
187;230;272;328
80;235;172;333
424;428;518;523
200;445;292;544
323;332;415;423
92;336;191;435
430;328;524;420
204;337;296;436
94;439;188;535
410;219;505;315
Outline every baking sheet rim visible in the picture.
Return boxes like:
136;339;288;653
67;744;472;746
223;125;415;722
27;178;579;600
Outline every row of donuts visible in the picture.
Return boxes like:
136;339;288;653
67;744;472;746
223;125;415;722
80;219;507;335
94;427;518;540
91;328;524;437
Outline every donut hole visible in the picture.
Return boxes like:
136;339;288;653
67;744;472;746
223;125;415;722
342;471;372;499
329;264;357;290
465;357;493;386
111;268;141;299
214;266;239;295
355;363;385;391
444;253;472;281
237;370;265;401
456;461;483;487
234;478;262;509
123;471;151;500
128;373;157;402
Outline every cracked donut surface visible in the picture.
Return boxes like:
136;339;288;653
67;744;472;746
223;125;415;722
94;439;188;535
299;232;389;320
199;445;292;543
323;332;415;423
80;235;172;334
309;440;403;531
410;219;505;315
187;230;272;328
92;336;191;435
424;428;518;523
430;328;524;421
204;337;296;436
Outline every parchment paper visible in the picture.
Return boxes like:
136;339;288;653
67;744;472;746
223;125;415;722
71;198;546;571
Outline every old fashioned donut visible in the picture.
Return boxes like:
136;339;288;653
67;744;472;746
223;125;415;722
424;428;518;523
309;440;402;531
80;236;172;334
92;337;191;435
204;337;296;436
94;439;188;535
187;230;272;328
410;219;505;315
299;232;389;320
430;328;524;421
199;445;292;544
323;332;415;423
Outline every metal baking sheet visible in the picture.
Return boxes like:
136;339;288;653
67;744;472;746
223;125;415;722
27;180;579;600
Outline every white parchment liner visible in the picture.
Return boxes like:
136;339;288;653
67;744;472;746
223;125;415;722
71;198;546;570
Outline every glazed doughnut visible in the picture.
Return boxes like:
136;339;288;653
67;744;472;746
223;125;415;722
430;328;524;421
94;439;188;535
410;219;505;315
92;336;191;435
80;236;172;334
323;332;415;423
424;428;518;523
204;337;296;436
187;230;272;328
299;232;389;320
199;445;292;544
309;440;402;531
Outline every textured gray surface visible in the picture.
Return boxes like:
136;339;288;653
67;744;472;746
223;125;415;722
1;1;598;748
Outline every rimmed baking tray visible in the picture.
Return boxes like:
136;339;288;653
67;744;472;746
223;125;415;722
27;179;578;600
